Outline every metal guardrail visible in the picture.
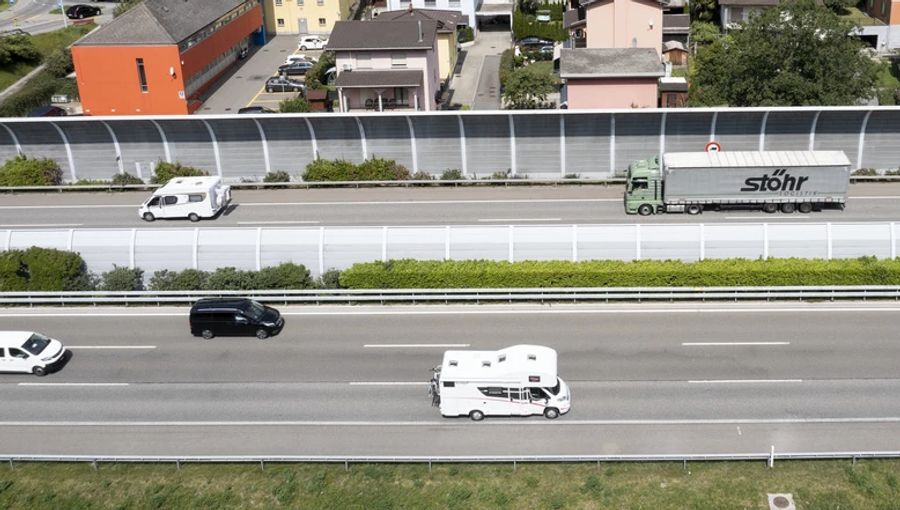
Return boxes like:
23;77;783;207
1;175;899;193
2;286;900;306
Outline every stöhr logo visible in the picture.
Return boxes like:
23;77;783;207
741;168;810;192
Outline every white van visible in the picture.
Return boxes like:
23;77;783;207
139;176;231;222
0;331;67;376
430;345;571;421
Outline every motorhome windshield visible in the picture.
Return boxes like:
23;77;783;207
21;333;51;355
546;378;562;395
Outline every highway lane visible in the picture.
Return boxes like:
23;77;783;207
1;303;900;455
3;184;900;228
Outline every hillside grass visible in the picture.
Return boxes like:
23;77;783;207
0;460;898;509
0;25;92;92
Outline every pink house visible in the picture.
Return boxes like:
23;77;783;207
560;48;664;109
565;0;664;55
328;20;441;112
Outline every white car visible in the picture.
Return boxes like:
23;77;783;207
298;35;328;50
284;54;317;66
0;331;67;376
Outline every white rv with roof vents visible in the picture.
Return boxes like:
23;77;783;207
138;176;231;222
429;345;571;421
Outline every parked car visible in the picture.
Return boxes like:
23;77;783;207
190;299;284;339
266;76;305;93
0;331;67;376
66;4;102;19
284;54;317;66
278;61;314;76
26;105;67;117
237;106;276;114
298;35;328;50
516;36;554;48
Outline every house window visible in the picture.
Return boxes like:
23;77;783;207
882;0;886;15
276;0;282;5
298;0;303;5
277;18;285;27
136;58;148;93
394;87;408;106
317;0;324;5
318;17;326;26
391;53;407;68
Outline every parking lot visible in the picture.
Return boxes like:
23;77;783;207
198;35;322;114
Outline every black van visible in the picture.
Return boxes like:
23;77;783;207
189;298;284;339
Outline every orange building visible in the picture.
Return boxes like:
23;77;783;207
72;0;265;115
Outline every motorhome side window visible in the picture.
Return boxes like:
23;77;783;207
164;196;178;205
478;387;507;397
148;197;160;206
529;387;548;399
188;194;205;203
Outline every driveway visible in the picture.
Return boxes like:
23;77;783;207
448;30;511;110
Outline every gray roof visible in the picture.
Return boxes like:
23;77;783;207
374;9;466;33
560;48;664;78
563;9;585;29
663;13;690;32
334;70;423;88
76;0;247;46
327;20;437;51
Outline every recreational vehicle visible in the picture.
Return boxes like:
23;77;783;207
429;345;571;421
139;176;231;222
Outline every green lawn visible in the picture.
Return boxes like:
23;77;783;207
0;0;10;13
0;460;899;509
841;6;884;26
0;25;93;92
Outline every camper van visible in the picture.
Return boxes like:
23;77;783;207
0;331;67;376
429;345;571;421
139;176;231;222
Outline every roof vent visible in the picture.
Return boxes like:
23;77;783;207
482;360;491;367
449;360;458;367
527;354;537;361
498;354;506;362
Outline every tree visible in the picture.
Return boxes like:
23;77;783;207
690;21;721;47
114;0;142;17
305;51;335;89
502;66;558;109
278;96;312;113
0;154;62;186
690;0;719;23
690;0;879;107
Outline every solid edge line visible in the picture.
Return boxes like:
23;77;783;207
348;382;429;386
17;383;130;387
688;379;803;384
682;342;790;346
67;346;157;349
363;344;471;348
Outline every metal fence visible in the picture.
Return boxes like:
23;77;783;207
0;106;898;182
2;222;898;277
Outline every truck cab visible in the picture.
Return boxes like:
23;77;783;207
624;157;663;215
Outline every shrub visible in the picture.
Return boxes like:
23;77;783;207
885;167;900;176
302;159;357;181
499;49;516;89
316;268;343;289
151;161;208;184
458;26;474;43
0;154;62;186
255;263;313;289
111;172;144;185
306;51;335;90
0;247;91;291
43;48;73;78
279;97;311;113
0;34;40;66
303;158;411;181
441;169;464;180
0;70;64;117
852;168;878;176
75;179;109;185
263;170;291;183
356;157;411;180
512;11;567;42
149;269;208;291
205;267;257;290
100;265;144;291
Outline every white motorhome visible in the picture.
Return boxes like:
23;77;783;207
138;176;231;222
0;331;67;376
430;345;571;421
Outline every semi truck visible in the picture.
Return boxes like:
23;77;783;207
624;151;851;215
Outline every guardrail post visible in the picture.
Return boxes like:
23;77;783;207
559;115;566;177
344;460;349;471
428;461;432;473
260;460;265;471
176;459;181;470
509;115;517;176
513;460;517;471
67;229;74;251
609;115;616;175
768;445;775;468
91;459;98;471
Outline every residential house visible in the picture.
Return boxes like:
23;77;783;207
328;20;441;111
564;0;664;56
662;12;689;46
263;0;352;34
861;0;900;49
381;0;479;32
72;0;265;115
559;48;664;108
719;0;777;29
375;8;465;83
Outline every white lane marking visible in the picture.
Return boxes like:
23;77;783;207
478;218;562;222
67;346;157;349
688;379;803;384
237;221;320;225
724;216;813;220
850;196;900;200
348;382;430;386
0;205;133;210
736;426;742;436
364;343;471;348
0;223;83;227
2;417;900;426
17;383;129;387
0;198;615;210
682;342;790;346
0;313;189;317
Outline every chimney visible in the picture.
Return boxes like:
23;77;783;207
418;20;423;43
407;3;413;13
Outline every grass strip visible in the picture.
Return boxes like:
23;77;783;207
0;460;898;509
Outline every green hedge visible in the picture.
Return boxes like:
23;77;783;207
512;12;568;42
338;257;900;288
148;263;314;291
302;158;411;182
151;161;208;184
499;49;516;89
0;247;92;291
0;154;62;186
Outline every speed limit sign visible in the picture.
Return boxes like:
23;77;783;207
705;141;722;153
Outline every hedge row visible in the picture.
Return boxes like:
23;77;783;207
338;257;900;288
0;247;93;291
302;158;411;182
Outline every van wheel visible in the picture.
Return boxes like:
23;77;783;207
637;204;653;216
201;329;214;339
256;329;270;339
188;213;200;222
781;203;796;214
32;366;47;377
544;407;560;419
686;204;702;215
142;212;155;222
469;410;485;421
762;203;778;214
798;202;813;213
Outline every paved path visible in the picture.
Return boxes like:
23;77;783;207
449;31;511;109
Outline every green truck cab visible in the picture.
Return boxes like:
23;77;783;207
624;156;663;215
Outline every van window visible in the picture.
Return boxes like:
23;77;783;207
147;196;160;207
478;387;508;398
0;348;5;358
164;196;178;205
22;333;50;355
188;194;205;203
529;387;548;399
8;347;28;359
241;301;267;321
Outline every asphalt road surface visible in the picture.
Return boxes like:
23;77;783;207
2;183;900;229
1;302;900;456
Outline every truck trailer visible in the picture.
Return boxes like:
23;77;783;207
624;151;851;215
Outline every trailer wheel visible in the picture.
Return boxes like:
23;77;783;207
781;203;796;214
762;203;778;214
544;407;560;419
686;204;702;215
637;204;653;216
798;202;813;213
469;410;485;421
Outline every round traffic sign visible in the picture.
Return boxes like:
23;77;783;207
705;141;722;153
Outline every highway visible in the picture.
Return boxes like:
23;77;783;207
1;302;900;456
3;183;900;228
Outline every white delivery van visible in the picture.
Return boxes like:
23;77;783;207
429;344;571;421
0;331;67;376
139;176;231;222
